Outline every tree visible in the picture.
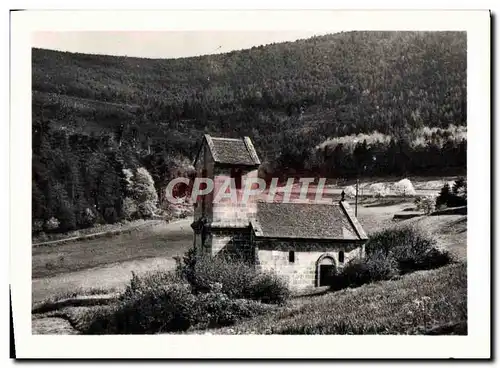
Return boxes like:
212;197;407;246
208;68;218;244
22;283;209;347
131;167;159;218
436;183;451;208
393;179;416;197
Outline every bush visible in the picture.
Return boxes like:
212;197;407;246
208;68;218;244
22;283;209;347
247;272;291;304
178;249;257;298
82;207;97;227
83;281;196;334
414;195;436;214
331;226;453;291
121;270;183;301
81;270;273;334
32;219;44;233
177;248;291;304
333;252;399;290
45;217;60;231
365;226;453;274
192;291;273;329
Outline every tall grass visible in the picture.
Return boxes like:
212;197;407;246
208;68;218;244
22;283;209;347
203;263;467;335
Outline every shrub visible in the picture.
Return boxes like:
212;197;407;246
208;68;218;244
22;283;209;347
84;281;197;334
45;217;60;231
82;207;97;227
333;252;399;290
184;253;257;298
393;179;416;196
365;226;452;274
414;195;436;214
32;219;44;233
80;270;274;334
177;248;291;304
121;270;184;301
192;291;273;329
247;272;291;304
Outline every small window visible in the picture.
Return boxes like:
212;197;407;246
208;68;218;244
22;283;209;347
231;168;243;189
289;251;295;263
339;251;345;263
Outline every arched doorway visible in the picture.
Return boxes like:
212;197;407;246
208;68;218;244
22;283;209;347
316;255;337;287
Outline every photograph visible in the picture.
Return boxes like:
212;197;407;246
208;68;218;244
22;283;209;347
9;9;491;359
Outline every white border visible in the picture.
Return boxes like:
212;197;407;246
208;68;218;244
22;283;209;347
10;9;490;359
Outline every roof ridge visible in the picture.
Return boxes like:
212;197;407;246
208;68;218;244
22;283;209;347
204;134;219;162
243;136;261;165
210;136;244;142
339;201;368;240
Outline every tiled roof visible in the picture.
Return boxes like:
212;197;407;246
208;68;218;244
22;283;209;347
251;201;368;241
205;135;261;166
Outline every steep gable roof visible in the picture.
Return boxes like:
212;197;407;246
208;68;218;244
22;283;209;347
195;134;261;167
251;201;368;241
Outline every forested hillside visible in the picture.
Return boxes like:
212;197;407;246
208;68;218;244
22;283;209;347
32;31;467;233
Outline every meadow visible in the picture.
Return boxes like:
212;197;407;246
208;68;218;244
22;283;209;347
189;262;467;335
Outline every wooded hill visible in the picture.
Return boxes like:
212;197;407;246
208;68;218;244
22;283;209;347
32;31;467;232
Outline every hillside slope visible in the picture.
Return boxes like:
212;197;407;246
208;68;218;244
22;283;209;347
32;31;467;232
33;31;466;158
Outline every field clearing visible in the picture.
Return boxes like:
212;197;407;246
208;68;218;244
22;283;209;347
32;218;192;279
190;262;467;335
32;218;193;304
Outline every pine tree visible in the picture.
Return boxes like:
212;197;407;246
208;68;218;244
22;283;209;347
436;183;451;208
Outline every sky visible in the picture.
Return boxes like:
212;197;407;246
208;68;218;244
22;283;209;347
32;31;330;59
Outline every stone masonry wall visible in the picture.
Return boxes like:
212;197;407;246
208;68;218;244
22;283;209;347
209;229;254;261
255;240;365;290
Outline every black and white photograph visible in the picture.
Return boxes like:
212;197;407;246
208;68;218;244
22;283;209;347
9;8;491;359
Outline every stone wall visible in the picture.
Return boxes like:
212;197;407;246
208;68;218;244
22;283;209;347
193;142;215;224
255;239;365;290
209;228;254;261
212;167;258;226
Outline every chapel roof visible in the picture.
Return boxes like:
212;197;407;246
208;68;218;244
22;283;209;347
250;200;368;241
195;134;261;167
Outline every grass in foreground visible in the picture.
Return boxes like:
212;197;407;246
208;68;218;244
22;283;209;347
197;262;467;335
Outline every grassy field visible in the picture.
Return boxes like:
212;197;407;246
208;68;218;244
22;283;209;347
32;218;193;304
32;218;192;279
191;262;467;335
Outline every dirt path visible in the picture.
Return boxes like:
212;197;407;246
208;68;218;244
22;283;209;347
32;220;165;247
